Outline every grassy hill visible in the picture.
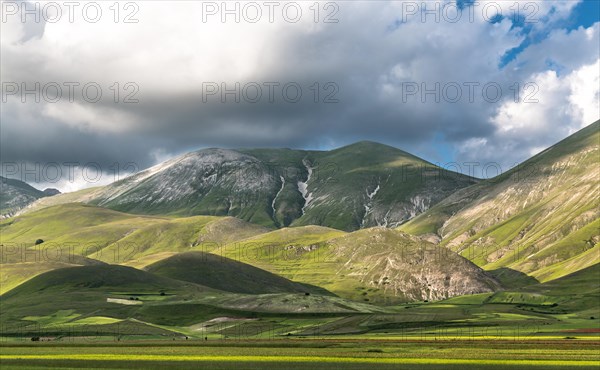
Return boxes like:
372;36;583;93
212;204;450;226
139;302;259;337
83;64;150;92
1;127;597;342
219;227;499;303
476;263;600;319
0;264;211;326
0;264;209;338
0;204;500;304
1;264;207;298
0;264;385;339
525;263;600;297
0;255;105;295
145;251;331;295
15;186;103;215
0;204;269;291
399;121;600;283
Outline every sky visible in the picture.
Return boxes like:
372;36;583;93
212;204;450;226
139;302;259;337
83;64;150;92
1;0;599;192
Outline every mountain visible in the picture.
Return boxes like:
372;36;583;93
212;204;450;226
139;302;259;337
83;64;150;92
0;176;52;218
83;142;476;231
399;121;600;283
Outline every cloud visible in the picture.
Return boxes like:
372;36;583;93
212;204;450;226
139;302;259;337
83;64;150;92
458;23;600;173
1;1;598;189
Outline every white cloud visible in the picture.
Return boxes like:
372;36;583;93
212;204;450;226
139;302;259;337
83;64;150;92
462;58;600;171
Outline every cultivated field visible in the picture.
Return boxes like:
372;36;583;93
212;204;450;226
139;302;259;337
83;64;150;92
1;339;599;369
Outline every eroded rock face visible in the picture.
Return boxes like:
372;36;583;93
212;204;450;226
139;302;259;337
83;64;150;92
322;228;500;303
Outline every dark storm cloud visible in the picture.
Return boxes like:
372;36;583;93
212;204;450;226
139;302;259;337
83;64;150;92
1;1;598;189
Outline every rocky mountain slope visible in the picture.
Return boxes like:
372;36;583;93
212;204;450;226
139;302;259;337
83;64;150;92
85;142;476;231
0;176;59;218
400;121;600;282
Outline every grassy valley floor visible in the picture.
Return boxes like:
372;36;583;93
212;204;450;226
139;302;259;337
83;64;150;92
1;339;599;369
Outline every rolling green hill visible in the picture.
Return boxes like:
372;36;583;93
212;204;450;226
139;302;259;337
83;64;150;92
0;264;385;339
0;264;213;328
399;121;600;282
525;263;600;297
1;264;208;299
478;263;600;317
0;255;106;295
0;203;500;304
145;251;331;295
0;204;269;291
2;262;595;341
0;264;209;337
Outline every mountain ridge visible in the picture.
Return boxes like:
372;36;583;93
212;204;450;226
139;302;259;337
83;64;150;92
399;120;600;282
80;141;477;231
0;176;48;218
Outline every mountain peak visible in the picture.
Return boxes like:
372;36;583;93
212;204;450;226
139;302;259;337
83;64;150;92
337;140;403;151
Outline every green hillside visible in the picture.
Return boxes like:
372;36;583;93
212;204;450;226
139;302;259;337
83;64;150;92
0;255;105;295
0;264;385;339
0;204;269;291
1;262;596;341
266;142;473;230
146;251;331;295
0;127;597;344
0;204;500;304
400;121;600;282
480;263;600;317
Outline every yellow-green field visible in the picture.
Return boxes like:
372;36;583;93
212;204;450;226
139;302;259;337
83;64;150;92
1;340;599;369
